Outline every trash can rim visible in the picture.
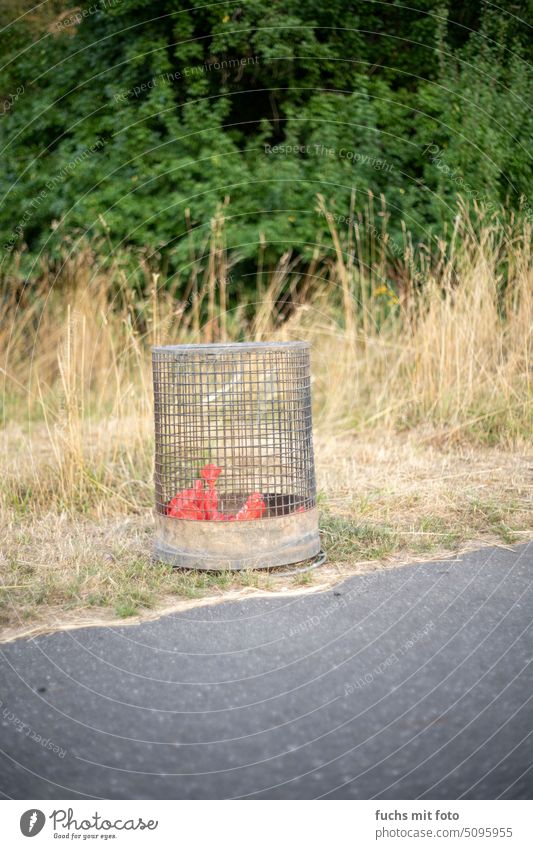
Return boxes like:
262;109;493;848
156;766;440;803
152;341;309;353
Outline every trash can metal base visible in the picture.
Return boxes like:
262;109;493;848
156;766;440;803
153;507;320;570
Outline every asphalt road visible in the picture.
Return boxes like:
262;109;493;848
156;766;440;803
0;542;531;800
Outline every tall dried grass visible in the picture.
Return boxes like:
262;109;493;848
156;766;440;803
1;198;531;517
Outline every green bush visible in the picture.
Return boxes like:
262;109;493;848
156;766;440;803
0;0;531;280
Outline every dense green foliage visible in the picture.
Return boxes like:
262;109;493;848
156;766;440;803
0;0;531;276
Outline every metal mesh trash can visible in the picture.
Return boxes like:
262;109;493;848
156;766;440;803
152;341;320;570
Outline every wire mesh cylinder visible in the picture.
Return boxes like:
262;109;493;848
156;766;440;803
152;341;320;570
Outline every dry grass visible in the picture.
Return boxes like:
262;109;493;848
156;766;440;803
1;430;531;641
1;199;532;639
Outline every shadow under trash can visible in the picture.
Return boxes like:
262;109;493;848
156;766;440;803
151;341;321;570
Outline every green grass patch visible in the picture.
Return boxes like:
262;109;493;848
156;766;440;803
319;513;398;561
